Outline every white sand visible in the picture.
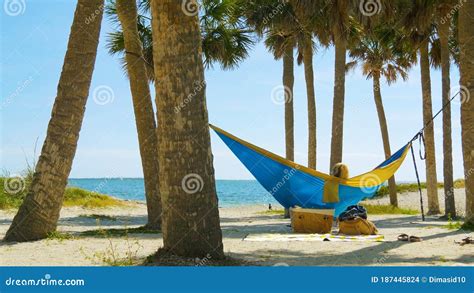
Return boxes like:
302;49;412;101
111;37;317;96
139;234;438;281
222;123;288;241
0;189;472;266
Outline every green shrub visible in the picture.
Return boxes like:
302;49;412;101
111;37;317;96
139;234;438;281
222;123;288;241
1;177;125;210
361;204;418;215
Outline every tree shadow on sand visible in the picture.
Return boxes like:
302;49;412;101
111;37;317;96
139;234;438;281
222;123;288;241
229;228;473;266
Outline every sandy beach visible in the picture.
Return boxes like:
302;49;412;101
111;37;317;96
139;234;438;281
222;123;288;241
0;188;472;266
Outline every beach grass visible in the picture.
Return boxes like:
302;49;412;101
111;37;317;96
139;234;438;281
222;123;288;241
46;231;75;241
63;187;126;208
443;219;474;231
79;226;160;237
258;204;418;216
0;177;126;210
361;204;418;215
79;214;118;221
375;179;465;197
461;222;474;231
257;209;285;215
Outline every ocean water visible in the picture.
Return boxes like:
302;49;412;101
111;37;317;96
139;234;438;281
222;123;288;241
68;179;278;207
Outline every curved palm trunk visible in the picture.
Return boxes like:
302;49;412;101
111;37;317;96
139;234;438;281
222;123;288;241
439;13;455;218
373;74;397;206
283;47;294;219
329;37;347;169
116;0;162;229
150;0;224;258
420;40;441;215
459;2;474;225
4;0;104;242
303;41;317;170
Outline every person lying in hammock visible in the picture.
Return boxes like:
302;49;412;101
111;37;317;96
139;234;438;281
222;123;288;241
330;163;349;179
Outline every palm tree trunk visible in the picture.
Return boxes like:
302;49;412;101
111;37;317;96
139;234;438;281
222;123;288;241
303;40;317;170
4;0;104;242
116;0;162;229
459;2;474;225
373;74;398;206
283;46;294;219
150;0;224;258
329;37;346;169
439;12;455;218
420;40;441;215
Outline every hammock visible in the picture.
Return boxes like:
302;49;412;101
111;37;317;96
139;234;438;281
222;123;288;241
211;125;411;216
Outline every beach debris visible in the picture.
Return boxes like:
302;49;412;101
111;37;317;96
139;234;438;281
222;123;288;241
455;237;474;246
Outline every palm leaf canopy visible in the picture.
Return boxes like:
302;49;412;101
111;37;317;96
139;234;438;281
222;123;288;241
106;0;255;81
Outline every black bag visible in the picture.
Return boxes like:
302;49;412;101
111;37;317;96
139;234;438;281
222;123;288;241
338;205;367;221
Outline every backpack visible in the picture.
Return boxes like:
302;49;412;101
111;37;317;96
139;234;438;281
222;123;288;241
338;205;367;221
338;217;378;235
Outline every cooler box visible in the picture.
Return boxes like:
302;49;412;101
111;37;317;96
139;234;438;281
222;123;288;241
290;208;334;234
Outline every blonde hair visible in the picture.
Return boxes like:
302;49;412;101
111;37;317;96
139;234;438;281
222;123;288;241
331;163;349;179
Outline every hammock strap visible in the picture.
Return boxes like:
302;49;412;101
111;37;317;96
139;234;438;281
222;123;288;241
418;132;426;160
410;143;426;221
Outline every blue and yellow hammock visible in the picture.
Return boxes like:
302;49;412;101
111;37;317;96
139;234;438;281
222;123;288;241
211;125;411;216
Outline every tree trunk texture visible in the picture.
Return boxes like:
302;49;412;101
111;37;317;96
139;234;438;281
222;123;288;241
4;0;104;242
116;0;162;229
420;41;441;215
373;74;398;207
303;41;317;170
459;2;474;225
329;37;347;170
283;46;294;219
150;0;224;258
439;12;456;218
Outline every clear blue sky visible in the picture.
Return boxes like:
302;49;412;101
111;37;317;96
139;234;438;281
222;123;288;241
0;1;465;181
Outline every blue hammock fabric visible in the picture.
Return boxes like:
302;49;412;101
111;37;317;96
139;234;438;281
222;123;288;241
211;125;410;216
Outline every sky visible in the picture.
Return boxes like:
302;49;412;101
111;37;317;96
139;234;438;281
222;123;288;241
0;0;466;182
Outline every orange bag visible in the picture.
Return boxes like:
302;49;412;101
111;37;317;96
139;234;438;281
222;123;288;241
338;217;378;235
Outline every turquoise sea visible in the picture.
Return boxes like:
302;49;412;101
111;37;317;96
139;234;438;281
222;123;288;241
68;179;278;207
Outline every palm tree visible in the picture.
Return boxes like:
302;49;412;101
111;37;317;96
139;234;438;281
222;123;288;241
290;0;354;170
402;0;441;215
327;0;351;169
347;26;415;207
4;0;104;242
114;0;161;229
301;33;317;169
243;0;298;218
458;0;474;225
294;17;319;170
283;47;295;164
150;0;224;258
249;0;321;168
107;0;253;227
302;36;317;170
434;0;457;218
